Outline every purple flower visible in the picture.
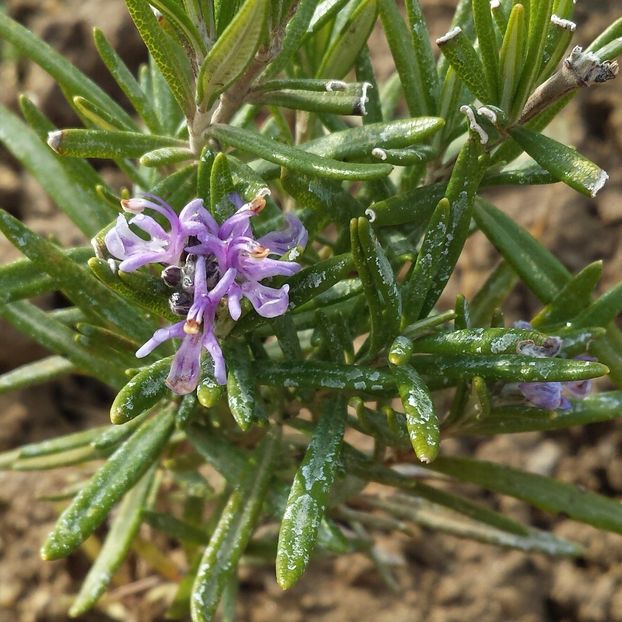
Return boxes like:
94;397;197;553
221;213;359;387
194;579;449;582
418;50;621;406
513;321;593;410
105;195;211;271
104;190;307;394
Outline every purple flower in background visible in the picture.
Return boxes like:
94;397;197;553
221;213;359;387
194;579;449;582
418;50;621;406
514;321;594;410
104;190;307;394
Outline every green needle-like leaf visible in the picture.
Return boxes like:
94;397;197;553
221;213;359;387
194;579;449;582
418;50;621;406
110;358;172;425
93;27;162;133
316;0;378;80
437;25;491;103
191;430;278;622
0;13;135;129
125;0;194;114
225;341;257;431
508;126;609;198
196;0;269;110
473;0;501;103
69;467;155;615
41;406;175;560
209;124;392;181
428;455;622;535
0;106;113;236
47;129;187;160
391;364;440;463
0;356;76;396
277;395;347;589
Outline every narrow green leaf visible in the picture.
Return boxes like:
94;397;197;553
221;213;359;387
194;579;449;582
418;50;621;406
12;445;101;471
508;126;609;197
512;0;554;117
196;0;269;109
412;328;558;355
0;106;113;236
251;88;369;115
125;0;194;114
47;129;186;160
470;261;518;327
209;152;236;222
0;356;75;396
420;138;487;316
472;0;500;103
370;182;446;228
110;358;172;425
473;197;571;303
356;217;402;343
409;354;608;384
92;411;151;451
428;455;622;535
436;26;491;103
209;124;392;181
531;261;603;327
41;407;175;560
263;0;319;79
93;27;162;133
254;360;394;394
225;342;257;431
140;146;195;167
72;96;138;132
499;3;527;112
316;0;378;79
405;0;439;113
379;0;430;115
402;198;450;323
277;395;347;588
191;431;278;622
0;301;125;386
391;364;439;463
0;13;135;128
69;467;154;615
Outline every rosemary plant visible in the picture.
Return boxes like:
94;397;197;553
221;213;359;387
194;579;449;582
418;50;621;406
1;0;622;619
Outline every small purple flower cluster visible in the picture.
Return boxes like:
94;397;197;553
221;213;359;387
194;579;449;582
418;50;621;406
514;321;593;410
104;191;307;394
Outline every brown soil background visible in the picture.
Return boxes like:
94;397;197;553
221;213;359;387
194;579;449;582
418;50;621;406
1;1;622;621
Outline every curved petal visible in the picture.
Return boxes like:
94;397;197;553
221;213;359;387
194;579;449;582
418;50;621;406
236;253;302;280
136;321;185;357
203;328;227;385
165;332;203;394
258;213;308;256
518;382;563;410
227;282;242;320
242;282;290;318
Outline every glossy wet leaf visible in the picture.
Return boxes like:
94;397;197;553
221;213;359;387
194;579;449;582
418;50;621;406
69;467;155;615
277;395;347;588
47;129;186;160
41;406;175;560
110;357;172;424
225;342;257;431
391;364;439;463
428;455;622;535
191;431;278;622
208;124;393;181
508;126;609;198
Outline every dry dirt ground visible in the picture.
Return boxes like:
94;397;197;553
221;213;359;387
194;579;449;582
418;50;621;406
1;1;622;621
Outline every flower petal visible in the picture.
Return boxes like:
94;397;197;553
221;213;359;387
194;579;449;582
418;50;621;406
242;281;290;318
519;382;563;410
258;213;308;256
136;321;185;358
166;331;203;394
